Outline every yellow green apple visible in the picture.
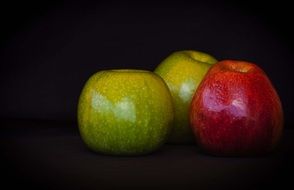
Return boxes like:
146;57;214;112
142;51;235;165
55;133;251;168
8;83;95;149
154;50;217;143
77;69;174;155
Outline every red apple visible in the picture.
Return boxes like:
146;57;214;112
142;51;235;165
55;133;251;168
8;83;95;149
190;60;283;156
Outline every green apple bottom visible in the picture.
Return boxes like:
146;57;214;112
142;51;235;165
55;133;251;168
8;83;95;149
78;50;216;155
78;70;174;155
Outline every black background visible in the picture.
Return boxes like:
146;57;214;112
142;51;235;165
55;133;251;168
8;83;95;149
1;0;293;127
1;0;294;189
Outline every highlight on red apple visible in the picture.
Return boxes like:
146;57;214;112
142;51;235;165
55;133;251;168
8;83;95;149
190;60;283;156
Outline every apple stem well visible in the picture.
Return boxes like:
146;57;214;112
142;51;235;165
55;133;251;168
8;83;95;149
219;60;257;73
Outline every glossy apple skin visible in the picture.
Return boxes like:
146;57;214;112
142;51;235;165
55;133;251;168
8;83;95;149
190;60;283;156
78;70;174;155
155;50;217;143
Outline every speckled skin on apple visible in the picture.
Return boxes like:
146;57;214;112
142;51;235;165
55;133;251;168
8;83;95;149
155;50;217;143
78;70;174;155
190;60;283;156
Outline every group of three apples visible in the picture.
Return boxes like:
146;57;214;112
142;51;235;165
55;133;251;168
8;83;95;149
77;50;283;156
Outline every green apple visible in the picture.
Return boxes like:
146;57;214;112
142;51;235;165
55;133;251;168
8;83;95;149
77;69;174;155
154;50;217;143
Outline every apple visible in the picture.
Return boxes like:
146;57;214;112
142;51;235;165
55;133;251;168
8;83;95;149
154;50;217;143
77;69;174;155
190;60;283;156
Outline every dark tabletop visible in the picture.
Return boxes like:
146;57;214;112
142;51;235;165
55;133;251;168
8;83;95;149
1;119;293;190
